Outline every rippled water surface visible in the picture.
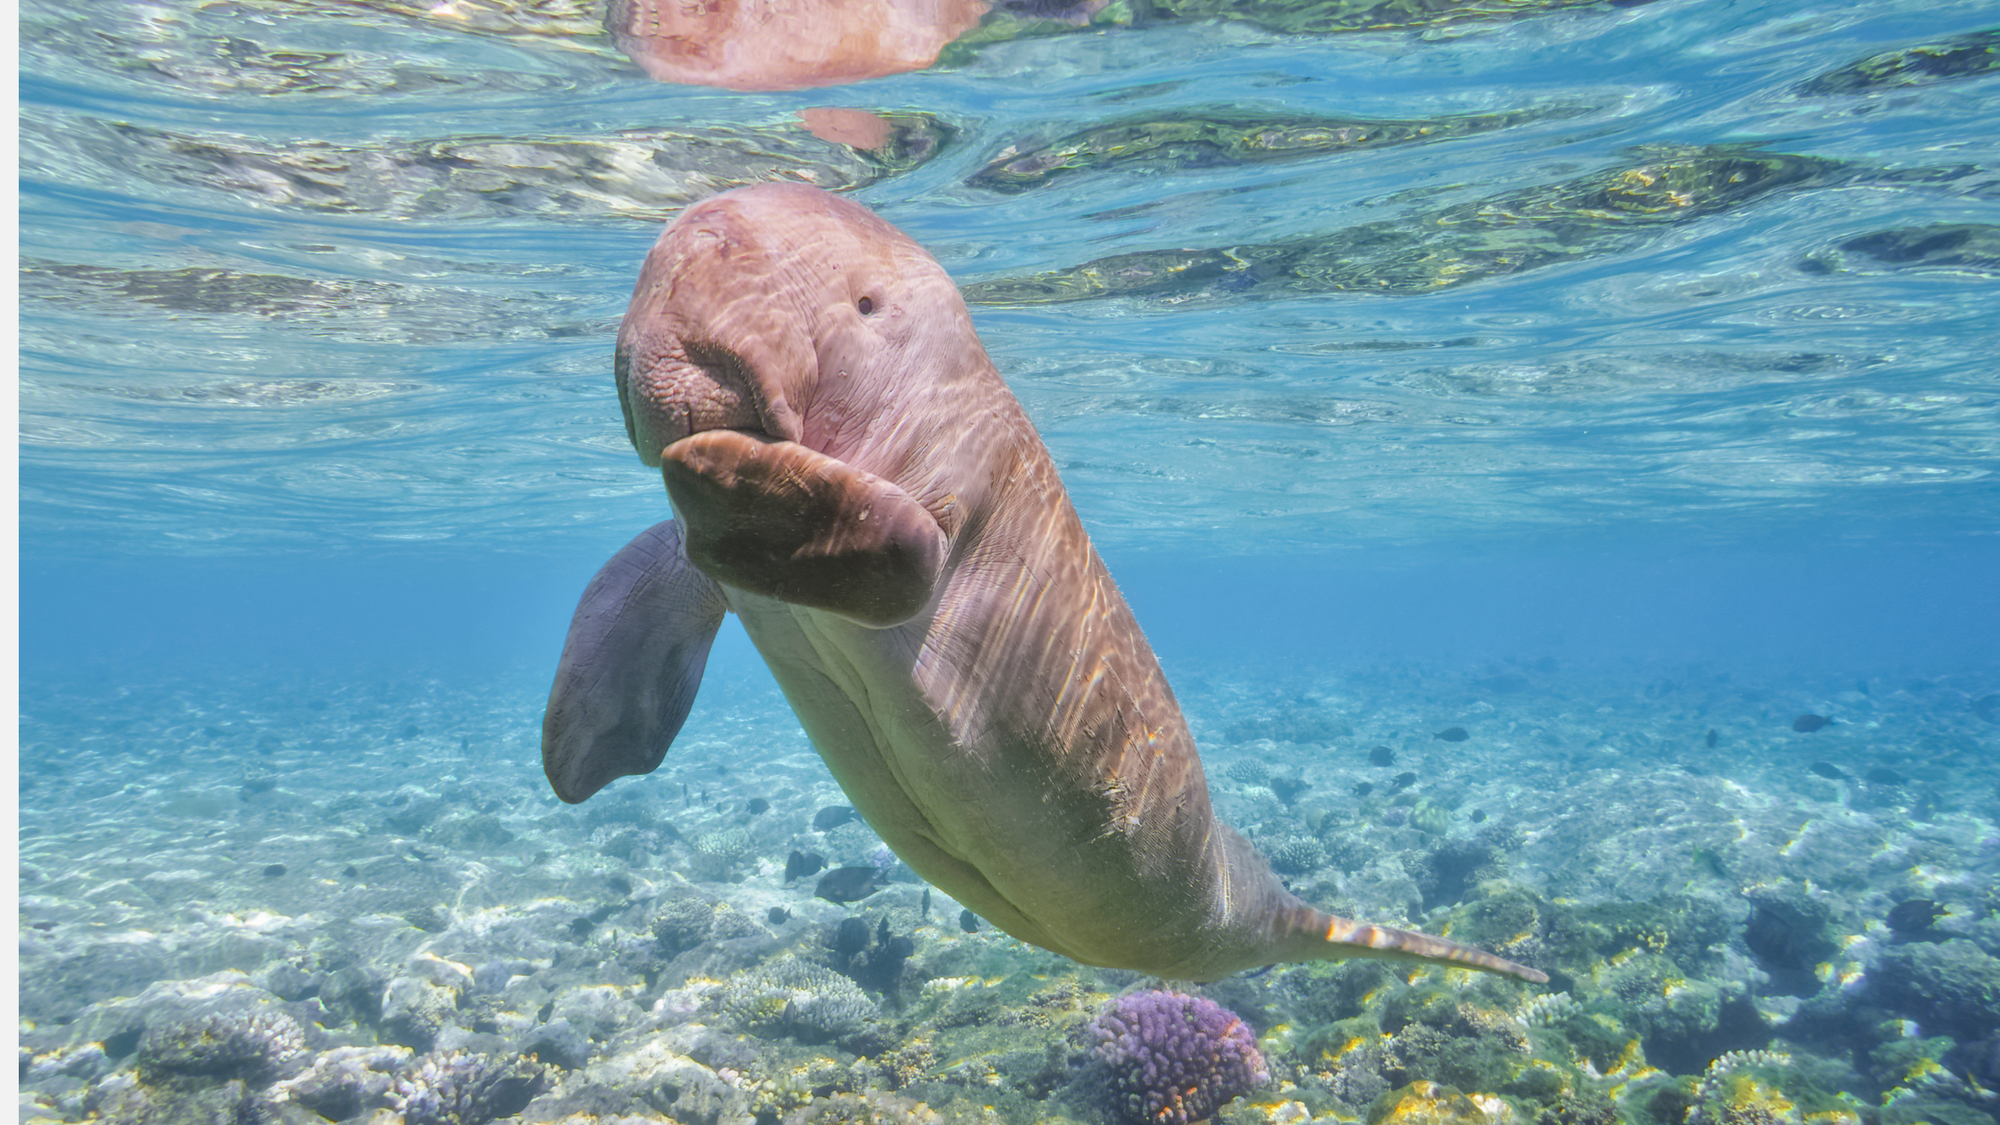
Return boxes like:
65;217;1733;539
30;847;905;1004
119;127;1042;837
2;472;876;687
22;0;2000;558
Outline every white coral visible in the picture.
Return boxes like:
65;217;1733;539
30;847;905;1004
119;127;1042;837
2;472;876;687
1514;991;1581;1027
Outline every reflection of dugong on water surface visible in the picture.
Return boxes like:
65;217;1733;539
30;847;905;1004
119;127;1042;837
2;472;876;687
600;0;1658;91
543;182;1547;984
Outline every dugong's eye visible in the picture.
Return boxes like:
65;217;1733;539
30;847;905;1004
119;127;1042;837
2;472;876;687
857;296;875;315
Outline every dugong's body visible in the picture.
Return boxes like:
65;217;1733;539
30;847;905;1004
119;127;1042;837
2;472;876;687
544;182;1545;985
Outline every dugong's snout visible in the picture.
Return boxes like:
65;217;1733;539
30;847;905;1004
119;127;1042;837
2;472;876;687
615;194;815;466
613;334;774;466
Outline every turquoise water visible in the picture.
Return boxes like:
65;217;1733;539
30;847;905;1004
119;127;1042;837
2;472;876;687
17;2;2000;1125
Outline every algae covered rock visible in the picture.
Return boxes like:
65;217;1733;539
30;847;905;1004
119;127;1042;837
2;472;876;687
381;974;464;1052
1415;828;1522;907
1743;884;1840;996
523;1037;746;1124
84;1073;269;1125
1866;940;2000;1039
273;1044;413;1121
785;1089;944;1125
1366;1080;1506;1125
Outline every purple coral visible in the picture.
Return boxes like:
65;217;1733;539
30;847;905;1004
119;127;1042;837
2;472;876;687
1090;990;1269;1125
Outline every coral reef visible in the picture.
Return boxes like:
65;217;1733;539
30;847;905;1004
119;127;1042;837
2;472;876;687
135;1009;306;1086
724;956;881;1044
785;1090;944;1125
1865;941;2000;1039
18;659;2000;1125
1269;836;1329;875
1090;991;1269;1125
273;1045;412;1121
389;1050;548;1125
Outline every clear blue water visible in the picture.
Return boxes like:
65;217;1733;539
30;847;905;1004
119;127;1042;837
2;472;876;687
17;2;2000;1123
21;0;2000;681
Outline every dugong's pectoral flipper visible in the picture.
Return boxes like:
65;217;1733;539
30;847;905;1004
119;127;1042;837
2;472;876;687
544;520;728;803
662;429;949;628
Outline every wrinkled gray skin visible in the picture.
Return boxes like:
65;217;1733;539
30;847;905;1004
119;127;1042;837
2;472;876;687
544;183;1545;984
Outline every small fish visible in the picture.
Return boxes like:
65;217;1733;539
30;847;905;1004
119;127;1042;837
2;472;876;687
1389;771;1417;792
1865;767;1907;787
785;850;827;882
1368;746;1396;768
1886;899;1946;935
813;806;857;831
921;887;932;918
1351;782;1374;797
747;797;771;815
1705;729;1718;749
1433;727;1469;742
767;906;791;925
959;908;981;933
1808;762;1850;781
1470;809;1487;824
1793;714;1831;733
834;916;872;961
816;865;884;904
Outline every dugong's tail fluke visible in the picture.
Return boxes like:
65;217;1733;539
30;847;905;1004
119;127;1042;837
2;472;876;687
1278;902;1549;983
1317;911;1548;984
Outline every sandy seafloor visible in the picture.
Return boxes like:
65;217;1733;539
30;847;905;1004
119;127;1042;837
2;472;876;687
17;657;2000;1125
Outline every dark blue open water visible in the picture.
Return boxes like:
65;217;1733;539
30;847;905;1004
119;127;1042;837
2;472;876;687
17;3;2000;1124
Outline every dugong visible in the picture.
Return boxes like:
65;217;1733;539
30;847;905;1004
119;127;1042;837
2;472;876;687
544;183;1546;985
